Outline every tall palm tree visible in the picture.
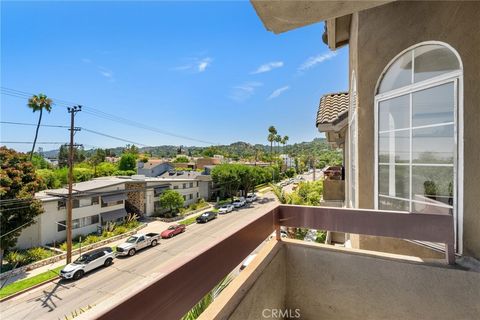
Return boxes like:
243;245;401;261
275;134;282;154
281;135;289;153
27;94;52;160
267;126;277;160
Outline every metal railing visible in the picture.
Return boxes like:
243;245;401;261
94;204;455;320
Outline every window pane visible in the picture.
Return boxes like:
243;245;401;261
378;52;412;93
412;166;453;206
379;94;410;131
412;82;454;127
412;125;454;164
378;165;409;199
379;130;410;163
379;196;409;212
414;45;460;83
412;201;453;215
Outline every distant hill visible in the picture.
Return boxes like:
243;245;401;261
41;138;331;159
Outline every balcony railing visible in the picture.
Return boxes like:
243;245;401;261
93;205;455;320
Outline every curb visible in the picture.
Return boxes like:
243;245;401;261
0;275;60;302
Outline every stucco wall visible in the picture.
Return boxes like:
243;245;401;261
353;1;480;258
284;242;480;319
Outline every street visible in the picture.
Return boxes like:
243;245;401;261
0;195;278;320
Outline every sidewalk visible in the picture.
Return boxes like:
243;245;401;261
1;220;172;287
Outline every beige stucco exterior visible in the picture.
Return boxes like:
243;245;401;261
203;239;480;319
346;1;480;258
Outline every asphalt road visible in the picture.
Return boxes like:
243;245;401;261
0;194;278;320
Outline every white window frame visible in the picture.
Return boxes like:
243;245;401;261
348;71;358;208
373;41;463;254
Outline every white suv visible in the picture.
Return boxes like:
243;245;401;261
60;247;115;280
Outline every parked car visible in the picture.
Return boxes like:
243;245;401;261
161;224;186;238
196;211;217;223
239;254;258;271
116;233;160;257
246;193;257;203
60;247;115;280
232;198;246;208
218;204;234;214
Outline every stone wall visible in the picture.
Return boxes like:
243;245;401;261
126;182;145;215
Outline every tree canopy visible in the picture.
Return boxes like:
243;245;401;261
158;190;184;217
0;147;45;260
118;153;137;171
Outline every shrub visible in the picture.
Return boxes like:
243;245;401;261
5;251;28;266
102;231;114;238
124;220;140;229
113;226;128;236
59;242;68;252
83;235;101;245
25;247;52;263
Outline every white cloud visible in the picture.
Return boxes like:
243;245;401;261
173;57;213;73
197;57;212;72
298;52;337;72
268;86;290;100
251;61;284;74
229;81;263;102
81;58;92;64
98;66;114;81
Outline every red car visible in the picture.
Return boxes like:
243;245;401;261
161;224;186;238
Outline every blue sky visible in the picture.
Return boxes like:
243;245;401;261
1;1;348;152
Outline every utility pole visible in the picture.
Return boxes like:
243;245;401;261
66;105;82;263
310;156;316;181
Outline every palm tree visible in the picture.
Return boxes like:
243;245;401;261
281;135;289;153
275;134;282;154
27;94;52;160
267;126;277;161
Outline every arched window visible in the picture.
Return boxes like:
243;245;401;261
348;72;357;208
374;42;463;252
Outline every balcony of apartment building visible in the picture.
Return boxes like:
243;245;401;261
316;92;348;209
78;204;480;320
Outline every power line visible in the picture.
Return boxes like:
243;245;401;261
0;141;66;145
1;121;149;147
1;86;218;145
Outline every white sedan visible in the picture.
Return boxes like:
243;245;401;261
218;204;234;214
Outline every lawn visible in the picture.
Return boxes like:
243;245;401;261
0;265;64;299
179;214;203;226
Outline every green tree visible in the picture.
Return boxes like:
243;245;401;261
96;162;117;176
30;154;51;169
211;164;241;201
124;144;139;155
159;190;184;217
237;165;256;197
89;149;106;176
27;94;52;160
274;134;282;154
0;147;45;267
173;155;190;163
267;126;277;159
281;135;289;153
118;153;137;171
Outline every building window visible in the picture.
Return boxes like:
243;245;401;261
91;196;99;205
183;183;187;189
72;199;80;209
57;200;66;210
189;194;193;200
57;214;100;232
375;42;462;251
57;220;66;231
348;72;358;208
196;181;199;187
196;192;199;198
101;199;124;208
189;182;193;188
173;185;179;190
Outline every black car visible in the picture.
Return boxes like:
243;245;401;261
196;211;217;223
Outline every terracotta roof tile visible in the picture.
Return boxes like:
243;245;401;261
316;92;349;127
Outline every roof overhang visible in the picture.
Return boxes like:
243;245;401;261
250;0;393;34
